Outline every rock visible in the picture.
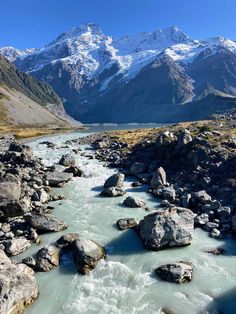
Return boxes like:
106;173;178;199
209;228;222;239
8;142;32;154
56;233;80;248
138;207;195;250
130;162;146;176
92;139;110;149
59;154;75;167
116;218;137;230
161;200;170;207
162;187;176;202
64;166;84;177
123;196;146;208
72;237;105;275
204;247;225;255
194;213;209;227
0;180;21;202
156;131;175;146
178;129;192;146
150;167;167;189
192;190;212;204
0;199;30;220
0;250;38;314
46;171;73;187
22;256;36;268
25;213;68;233
181;193;191;208
104;173;125;189
4;238;31;256
204;222;219;232
35;246;59;272
32;189;49;203
100;187;126;197
155;261;193;283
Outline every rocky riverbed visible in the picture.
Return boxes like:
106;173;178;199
73;118;236;241
0;119;235;314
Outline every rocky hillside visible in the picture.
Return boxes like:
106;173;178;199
0;54;81;129
1;23;236;123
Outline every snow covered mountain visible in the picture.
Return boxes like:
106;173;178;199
1;23;236;123
0;47;37;62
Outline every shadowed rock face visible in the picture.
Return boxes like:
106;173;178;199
0;54;61;107
138;207;195;250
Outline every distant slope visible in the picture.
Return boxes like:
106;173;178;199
0;54;81;127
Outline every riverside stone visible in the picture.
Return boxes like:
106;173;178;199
117;218;137;230
104;173;125;189
72;237;105;275
0;250;38;314
123;196;146;208
25;213;68;233
46;171;73;187
35;246;59;272
155;261;193;283
150;167;167;189
4;238;31;256
100;186;126;197
138;207;195;250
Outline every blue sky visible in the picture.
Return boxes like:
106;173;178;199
0;0;235;49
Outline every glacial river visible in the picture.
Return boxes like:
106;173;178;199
19;124;236;314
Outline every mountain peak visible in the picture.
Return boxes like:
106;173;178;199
157;26;190;43
50;23;104;45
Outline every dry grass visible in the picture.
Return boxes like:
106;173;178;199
103;119;236;148
0;124;81;140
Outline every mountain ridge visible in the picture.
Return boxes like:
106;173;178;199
1;23;236;123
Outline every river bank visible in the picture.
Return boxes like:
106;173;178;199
0;121;235;314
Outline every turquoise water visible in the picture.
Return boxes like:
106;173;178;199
18;125;236;314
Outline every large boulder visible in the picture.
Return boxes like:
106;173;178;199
25;213;68;233
123;196;146;208
4;238;31;256
100;187;126;197
72;237;105;275
104;173;125;189
46;171;73;187
56;233;80;248
155;261;193;283
35;246;59;272
59;154;75;167
138;207;195;250
0;250;38;314
150;167;167;189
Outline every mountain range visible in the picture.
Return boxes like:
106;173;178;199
1;23;236;123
